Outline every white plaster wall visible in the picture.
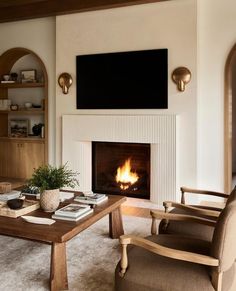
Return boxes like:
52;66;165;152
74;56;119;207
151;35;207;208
0;17;56;164
197;0;236;194
56;0;197;191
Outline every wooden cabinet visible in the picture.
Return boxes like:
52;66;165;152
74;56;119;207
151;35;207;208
0;48;48;182
0;140;45;179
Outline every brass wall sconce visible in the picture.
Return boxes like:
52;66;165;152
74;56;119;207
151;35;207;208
58;73;73;94
172;67;191;92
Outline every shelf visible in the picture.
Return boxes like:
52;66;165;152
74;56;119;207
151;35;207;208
0;110;44;115
0;82;44;88
0;136;45;142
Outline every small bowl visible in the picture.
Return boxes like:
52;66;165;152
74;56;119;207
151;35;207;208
25;102;32;109
7;199;24;210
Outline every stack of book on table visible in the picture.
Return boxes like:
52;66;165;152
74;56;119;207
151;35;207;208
51;203;93;221
0;190;21;201
74;193;108;205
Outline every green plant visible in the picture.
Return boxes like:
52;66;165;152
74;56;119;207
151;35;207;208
29;164;79;192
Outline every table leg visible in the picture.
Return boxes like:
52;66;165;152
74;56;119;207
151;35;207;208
50;242;68;291
109;206;124;239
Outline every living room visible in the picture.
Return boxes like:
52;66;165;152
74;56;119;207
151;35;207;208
0;0;236;290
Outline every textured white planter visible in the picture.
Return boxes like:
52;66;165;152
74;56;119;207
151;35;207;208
40;189;60;212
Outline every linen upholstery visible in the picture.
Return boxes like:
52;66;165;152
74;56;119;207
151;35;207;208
159;187;236;241
211;203;236;273
159;207;215;242
115;234;214;291
115;200;236;291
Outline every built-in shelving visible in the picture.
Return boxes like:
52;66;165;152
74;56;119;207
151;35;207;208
0;110;44;114
0;47;48;180
0;136;45;142
0;82;44;88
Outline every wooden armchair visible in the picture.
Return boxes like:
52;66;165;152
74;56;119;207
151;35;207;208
115;202;236;291
157;186;236;242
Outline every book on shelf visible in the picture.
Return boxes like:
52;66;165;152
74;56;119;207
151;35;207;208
74;194;108;205
52;208;93;222
1;80;15;83
0;190;21;201
55;203;90;218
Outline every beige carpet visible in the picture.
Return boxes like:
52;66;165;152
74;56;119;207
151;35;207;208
0;215;151;291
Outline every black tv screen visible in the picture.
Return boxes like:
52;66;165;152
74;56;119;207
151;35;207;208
76;49;168;109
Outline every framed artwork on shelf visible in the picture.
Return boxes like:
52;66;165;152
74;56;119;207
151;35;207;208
9;119;29;138
20;69;36;83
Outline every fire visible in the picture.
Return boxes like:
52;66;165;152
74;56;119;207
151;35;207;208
116;158;139;190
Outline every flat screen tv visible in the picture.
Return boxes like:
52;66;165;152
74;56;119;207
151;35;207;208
76;49;168;109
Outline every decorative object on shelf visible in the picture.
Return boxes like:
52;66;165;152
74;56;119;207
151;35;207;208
0;182;11;194
58;72;73;94
20;69;36;83
29;164;79;212
9;119;28;138
24;102;32;109
0;99;11;110
32;123;44;136
10;72;18;81
172;67;191;92
3;74;10;81
10;104;19;111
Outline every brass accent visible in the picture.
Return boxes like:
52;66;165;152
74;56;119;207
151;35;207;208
172;67;191;92
58;73;73;94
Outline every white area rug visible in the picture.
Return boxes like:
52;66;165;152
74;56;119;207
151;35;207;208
0;215;151;291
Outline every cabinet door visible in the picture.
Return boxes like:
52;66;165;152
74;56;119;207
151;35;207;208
0;141;45;180
7;141;20;178
0;141;8;177
22;142;45;179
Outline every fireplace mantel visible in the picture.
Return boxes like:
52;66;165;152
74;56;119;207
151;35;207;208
62;114;177;206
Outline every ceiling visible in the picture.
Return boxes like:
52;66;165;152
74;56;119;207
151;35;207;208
0;0;169;23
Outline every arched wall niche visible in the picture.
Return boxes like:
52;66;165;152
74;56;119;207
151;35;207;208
224;43;236;192
0;47;48;84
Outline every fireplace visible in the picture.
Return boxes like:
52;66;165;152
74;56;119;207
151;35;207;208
62;114;176;205
92;142;150;199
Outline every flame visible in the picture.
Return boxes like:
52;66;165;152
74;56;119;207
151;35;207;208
116;158;139;190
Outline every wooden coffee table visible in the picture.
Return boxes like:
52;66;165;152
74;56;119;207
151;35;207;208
0;194;126;291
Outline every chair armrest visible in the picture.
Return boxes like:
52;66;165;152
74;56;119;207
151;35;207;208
150;209;216;226
119;235;219;276
180;186;229;204
163;201;220;218
150;209;216;235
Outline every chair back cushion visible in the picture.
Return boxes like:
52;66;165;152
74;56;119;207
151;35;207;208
211;202;236;272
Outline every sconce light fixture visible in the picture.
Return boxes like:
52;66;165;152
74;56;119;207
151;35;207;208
58;73;73;94
172;67;191;92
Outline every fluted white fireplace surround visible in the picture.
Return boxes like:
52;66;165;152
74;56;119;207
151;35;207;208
62;114;177;206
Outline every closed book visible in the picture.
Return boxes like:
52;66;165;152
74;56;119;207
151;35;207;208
79;193;106;201
52;208;93;221
55;203;90;218
74;196;108;205
0;190;21;201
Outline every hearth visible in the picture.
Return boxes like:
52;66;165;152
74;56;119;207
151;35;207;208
92;142;150;199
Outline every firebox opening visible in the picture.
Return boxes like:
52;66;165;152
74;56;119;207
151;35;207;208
92;142;150;199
